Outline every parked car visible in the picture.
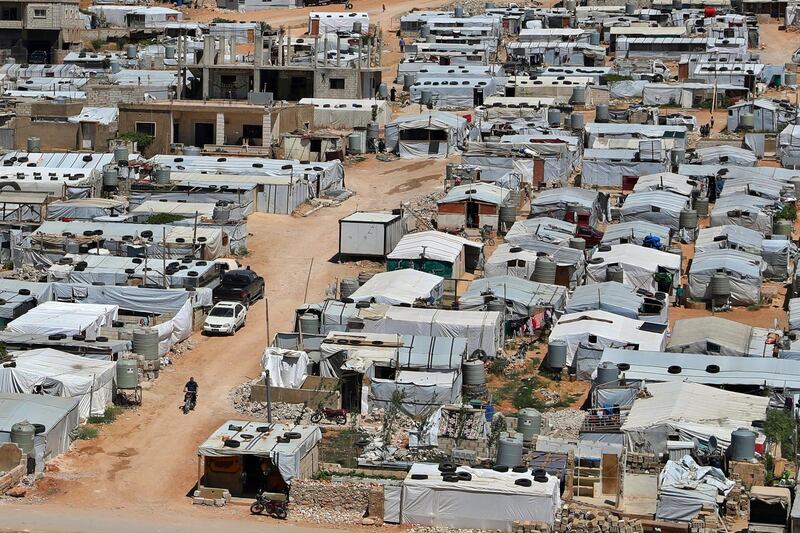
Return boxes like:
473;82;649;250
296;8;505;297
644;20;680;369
212;268;265;305
575;225;604;247
203;301;247;335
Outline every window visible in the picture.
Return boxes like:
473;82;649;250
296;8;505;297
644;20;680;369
220;75;237;85
329;78;345;90
135;122;156;137
33;8;46;18
706;342;722;353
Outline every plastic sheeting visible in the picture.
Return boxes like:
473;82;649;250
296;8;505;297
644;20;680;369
459;276;567;319
260;347;309;389
370;370;461;417
657;456;731;522
401;462;561;531
0;348;115;418
688;248;764;305
299;98;392;128
587;244;681;293
7;301;117;337
620;190;689;231
349;269;444;306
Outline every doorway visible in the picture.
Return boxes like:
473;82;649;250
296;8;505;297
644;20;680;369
466;202;479;228
194;123;214;148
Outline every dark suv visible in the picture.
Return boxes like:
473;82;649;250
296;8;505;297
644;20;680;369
212;269;265;306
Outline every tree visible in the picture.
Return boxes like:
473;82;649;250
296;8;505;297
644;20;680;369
410;394;441;447
453;404;472;448
487;414;507;459
381;390;404;446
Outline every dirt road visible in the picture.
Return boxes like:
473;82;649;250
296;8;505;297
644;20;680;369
24;156;447;528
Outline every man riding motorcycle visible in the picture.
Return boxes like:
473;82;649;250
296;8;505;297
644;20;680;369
184;377;198;411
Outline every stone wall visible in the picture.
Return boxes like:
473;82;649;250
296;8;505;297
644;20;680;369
86;83;147;106
291;478;378;513
625;452;661;474
514;504;648;533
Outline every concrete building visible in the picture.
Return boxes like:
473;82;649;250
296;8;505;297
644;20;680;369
0;0;83;63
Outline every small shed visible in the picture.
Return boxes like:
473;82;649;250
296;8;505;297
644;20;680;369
338;211;404;259
197;421;321;498
437;183;511;231
387;230;482;278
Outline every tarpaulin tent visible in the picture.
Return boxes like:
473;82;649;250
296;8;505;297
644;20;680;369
694;146;757;166
600;221;671;248
566;281;667;323
620;190;690;232
632;173;697;197
505;217;576;246
549;309;667;377
261;347;309;389
0;393;79;470
688;248;764;305
385;113;473;159
459;276;567;319
387;231;483;279
530;187;603;226
485;241;585;289
7;301;117;337
709;194;775;234
401;462;561;531
587;244;681;293
582;149;669;188
356;304;503;357
0;348;115;418
298;98;391;128
410;77;498;108
370;370;461;417
666;316;758;357
349;269;444;306
656;455;735;522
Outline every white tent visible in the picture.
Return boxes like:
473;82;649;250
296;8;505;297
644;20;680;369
385;113;473;159
0;348;116;418
587;244;681;292
260;347;309;389
549;309;667;376
688;248;764;306
709;194;774;235
299;98;392;128
620;190;690;231
632;173;697;197
401;462;561;531
7;301;118;337
387;231;483;279
349;269;444;306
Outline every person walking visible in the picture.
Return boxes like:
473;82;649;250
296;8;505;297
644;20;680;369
399;37;405;53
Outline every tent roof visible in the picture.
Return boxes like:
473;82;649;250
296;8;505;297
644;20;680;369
667;317;753;354
689;248;763;278
633;173;697;197
621;381;768;432
389;112;467;130
601;221;670;243
695;225;763;254
0;392;79;432
460;275;567;310
440;183;510;206
505;217;576;245
388;231;481;263
198;420;321;457
565;281;645;316
621;190;689;213
551;309;666;346
349;269;443;306
532;187;598;208
590;243;681;272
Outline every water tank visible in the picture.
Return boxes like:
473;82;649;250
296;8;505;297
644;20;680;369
589;31;601;46
109;59;121;74
595;104;609;123
420;89;433;106
367;121;380;146
679;209;698;229
570;112;585;131
26;137;40;153
694;197;709;216
740;113;755;130
548;340;568;370
606;264;624;284
299;313;320;335
462;359;487;386
348;130;365;154
403;73;415;90
571;86;586;106
126;44;138;59
102;167;119;188
154;167;171;185
132;329;160;364
164;44;176;60
547;108;561;127
454;3;464;17
340;278;359;299
377;83;389;99
533;255;556;285
773;219;792;237
625;1;636;15
569;237;586;250
183;146;202;156
496;434;523;467
352;21;363;34
565;0;577;10
116;359;139;389
499;205;517;233
113;146;129;163
595;361;620;385
10;421;35;456
730;428;756;461
517;408;542;442
213;205;230;223
710;271;731;299
420;26;430;39
786;72;798;86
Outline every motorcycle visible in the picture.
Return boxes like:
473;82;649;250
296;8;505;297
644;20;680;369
310;407;348;425
250;491;288;519
182;391;197;414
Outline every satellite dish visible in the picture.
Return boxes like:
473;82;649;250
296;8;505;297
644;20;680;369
708;435;718;453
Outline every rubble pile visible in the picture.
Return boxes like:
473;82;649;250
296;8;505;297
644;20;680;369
535;388;562;406
513;505;646;533
229;380;312;421
542;410;587;439
8;265;42;281
404;191;445;230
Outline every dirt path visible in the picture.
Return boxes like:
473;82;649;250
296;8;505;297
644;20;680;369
25;155;448;525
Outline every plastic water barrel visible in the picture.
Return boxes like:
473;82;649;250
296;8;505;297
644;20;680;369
377;84;389;99
340;278;359;299
711;271;731;299
109;59;121;74
786;72;798;86
547;108;561;127
730;428;756;461
570;112;585;131
606;264;624;283
462;359;487;386
102;167;119;188
367;121;380;146
348;132;364;154
454;3;464;17
590;31;601;46
11;421;35;456
352;21;362;34
517;408;542;442
126;44;138;59
114;146;129;163
27;137;40;153
565;0;577;10
499;205;517;233
299;313;320;335
165;44;176;59
694;197;709;216
403;73;415;90
420;89;433;106
595;104;609;123
154;167;171;185
571;86;586;106
625;1;636;15
116;359;139;389
133;329;160;364
533;255;556;285
773;219;792;237
679;209;698;229
548;340;568;369
595;361;620;385
497;434;523;467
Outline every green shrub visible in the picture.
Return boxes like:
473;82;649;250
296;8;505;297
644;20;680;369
146;213;186;225
117;131;153;151
77;426;98;440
